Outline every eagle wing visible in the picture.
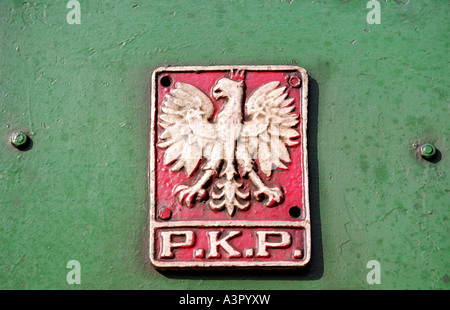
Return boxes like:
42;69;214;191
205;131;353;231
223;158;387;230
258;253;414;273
237;81;300;177
157;82;221;176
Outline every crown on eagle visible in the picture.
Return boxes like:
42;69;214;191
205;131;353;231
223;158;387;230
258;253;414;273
229;69;245;81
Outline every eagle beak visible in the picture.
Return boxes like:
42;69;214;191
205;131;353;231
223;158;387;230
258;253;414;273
212;85;223;100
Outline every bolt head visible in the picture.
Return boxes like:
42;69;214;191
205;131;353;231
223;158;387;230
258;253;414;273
158;207;172;220
420;143;436;159
11;131;28;148
288;76;301;88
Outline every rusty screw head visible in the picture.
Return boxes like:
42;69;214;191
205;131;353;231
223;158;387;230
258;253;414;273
10;131;28;148
420;143;436;159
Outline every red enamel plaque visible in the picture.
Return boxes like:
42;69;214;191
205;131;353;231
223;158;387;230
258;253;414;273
149;65;310;269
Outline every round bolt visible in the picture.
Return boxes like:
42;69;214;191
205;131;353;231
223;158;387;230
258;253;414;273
158;207;172;220
288;76;301;88
10;131;28;148
420;143;436;159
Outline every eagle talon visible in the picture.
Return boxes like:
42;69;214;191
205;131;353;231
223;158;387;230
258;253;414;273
174;184;208;207
253;185;283;207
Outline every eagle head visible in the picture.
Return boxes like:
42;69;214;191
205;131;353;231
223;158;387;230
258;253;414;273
212;70;245;100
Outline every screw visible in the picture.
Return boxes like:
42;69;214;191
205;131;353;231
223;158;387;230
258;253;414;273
10;131;28;148
420;143;436;159
288;76;301;88
158;207;172;220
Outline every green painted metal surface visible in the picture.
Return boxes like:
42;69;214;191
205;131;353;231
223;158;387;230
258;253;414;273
0;0;448;290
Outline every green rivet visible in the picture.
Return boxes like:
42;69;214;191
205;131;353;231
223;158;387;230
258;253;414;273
420;143;436;159
11;131;28;148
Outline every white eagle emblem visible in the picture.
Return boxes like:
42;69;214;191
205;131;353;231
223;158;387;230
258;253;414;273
157;69;301;216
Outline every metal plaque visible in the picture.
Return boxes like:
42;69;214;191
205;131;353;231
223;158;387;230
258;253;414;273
149;65;310;269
